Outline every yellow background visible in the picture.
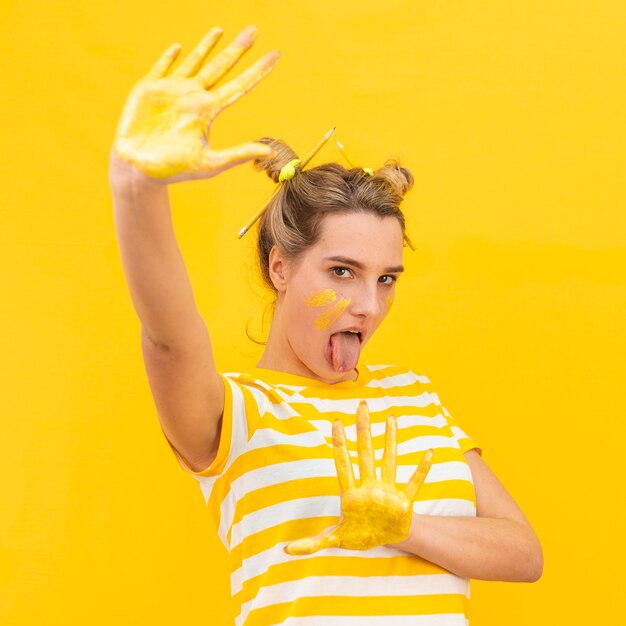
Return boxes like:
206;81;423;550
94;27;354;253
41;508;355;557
1;0;625;623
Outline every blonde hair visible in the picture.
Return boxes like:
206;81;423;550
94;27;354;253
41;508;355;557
253;137;414;291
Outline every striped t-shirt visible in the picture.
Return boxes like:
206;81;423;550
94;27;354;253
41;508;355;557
165;364;481;626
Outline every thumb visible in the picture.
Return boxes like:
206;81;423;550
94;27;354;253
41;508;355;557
284;534;325;556
200;142;274;173
284;523;342;556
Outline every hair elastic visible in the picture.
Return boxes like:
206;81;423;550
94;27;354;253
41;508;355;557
237;127;336;238
278;159;301;182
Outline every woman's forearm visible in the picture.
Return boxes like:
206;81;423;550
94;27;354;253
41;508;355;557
390;513;543;582
110;151;206;349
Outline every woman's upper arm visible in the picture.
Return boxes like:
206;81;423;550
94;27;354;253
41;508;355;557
141;322;225;472
464;449;533;527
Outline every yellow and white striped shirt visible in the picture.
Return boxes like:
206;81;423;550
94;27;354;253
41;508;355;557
166;364;481;626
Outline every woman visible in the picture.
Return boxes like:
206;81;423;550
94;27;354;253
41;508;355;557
111;25;543;625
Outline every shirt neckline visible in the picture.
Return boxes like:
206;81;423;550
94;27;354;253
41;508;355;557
248;365;372;388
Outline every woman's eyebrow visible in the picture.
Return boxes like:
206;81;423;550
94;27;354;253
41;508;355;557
324;255;404;273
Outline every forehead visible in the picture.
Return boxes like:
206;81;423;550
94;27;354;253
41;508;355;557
310;212;404;267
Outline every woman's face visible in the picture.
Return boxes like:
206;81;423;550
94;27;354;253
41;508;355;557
270;211;405;383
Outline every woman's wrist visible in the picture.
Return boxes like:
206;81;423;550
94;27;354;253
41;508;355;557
386;513;425;553
109;148;168;201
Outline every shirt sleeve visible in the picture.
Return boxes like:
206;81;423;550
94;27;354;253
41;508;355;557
441;403;483;456
161;372;236;477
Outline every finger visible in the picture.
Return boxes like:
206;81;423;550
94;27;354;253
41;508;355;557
212;50;280;111
284;530;340;555
356;401;375;482
332;420;355;493
381;415;397;484
199;141;274;174
404;449;434;502
196;24;259;88
146;43;183;78
172;27;223;77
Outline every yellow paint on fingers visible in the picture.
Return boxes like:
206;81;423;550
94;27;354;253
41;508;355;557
112;27;280;181
284;403;435;554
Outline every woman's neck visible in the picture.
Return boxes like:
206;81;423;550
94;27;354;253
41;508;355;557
256;318;317;379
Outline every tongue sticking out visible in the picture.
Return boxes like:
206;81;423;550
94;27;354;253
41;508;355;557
330;332;361;372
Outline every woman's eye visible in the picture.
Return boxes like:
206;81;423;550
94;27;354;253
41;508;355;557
379;275;398;286
331;267;351;278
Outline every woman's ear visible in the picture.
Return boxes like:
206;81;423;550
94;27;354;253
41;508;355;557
268;245;289;293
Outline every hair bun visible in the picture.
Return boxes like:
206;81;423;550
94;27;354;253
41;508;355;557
253;137;299;183
375;159;414;198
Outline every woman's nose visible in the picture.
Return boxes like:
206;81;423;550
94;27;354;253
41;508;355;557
349;284;381;318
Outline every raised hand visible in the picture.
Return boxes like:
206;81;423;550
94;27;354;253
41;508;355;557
285;401;434;554
113;26;280;182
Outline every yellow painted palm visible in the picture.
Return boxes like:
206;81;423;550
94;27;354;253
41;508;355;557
285;401;434;554
113;26;279;182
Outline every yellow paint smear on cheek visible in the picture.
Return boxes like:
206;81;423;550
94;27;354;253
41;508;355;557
305;289;337;307
315;297;351;330
386;295;394;311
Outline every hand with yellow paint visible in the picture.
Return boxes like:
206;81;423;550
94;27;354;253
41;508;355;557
285;401;434;554
112;26;280;182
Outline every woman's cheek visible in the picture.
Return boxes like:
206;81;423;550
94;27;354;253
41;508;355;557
305;288;337;308
304;288;350;331
314;297;351;330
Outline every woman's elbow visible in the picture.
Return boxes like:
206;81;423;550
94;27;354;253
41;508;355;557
522;534;544;582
